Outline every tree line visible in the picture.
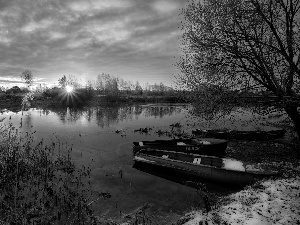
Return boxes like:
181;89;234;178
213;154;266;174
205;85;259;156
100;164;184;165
1;72;177;97
57;73;176;96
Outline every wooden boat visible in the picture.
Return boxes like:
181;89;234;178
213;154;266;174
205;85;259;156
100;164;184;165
133;138;227;158
133;149;281;185
192;128;286;141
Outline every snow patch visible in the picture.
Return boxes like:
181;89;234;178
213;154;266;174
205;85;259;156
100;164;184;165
180;177;300;225
223;158;245;171
134;156;155;163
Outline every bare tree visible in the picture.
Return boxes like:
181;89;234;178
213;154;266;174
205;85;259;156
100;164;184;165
118;78;131;94
177;0;300;138
20;70;34;109
99;73;119;94
58;75;67;88
135;81;143;95
21;70;33;88
95;74;104;94
86;79;93;92
67;75;81;88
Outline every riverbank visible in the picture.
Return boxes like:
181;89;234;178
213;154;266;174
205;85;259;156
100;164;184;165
177;175;300;225
175;137;300;225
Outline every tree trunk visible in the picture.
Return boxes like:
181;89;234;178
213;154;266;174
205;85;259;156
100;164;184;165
284;104;300;139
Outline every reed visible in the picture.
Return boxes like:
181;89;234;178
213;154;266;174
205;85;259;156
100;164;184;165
0;118;94;224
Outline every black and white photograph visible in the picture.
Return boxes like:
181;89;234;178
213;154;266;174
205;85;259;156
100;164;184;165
0;0;299;224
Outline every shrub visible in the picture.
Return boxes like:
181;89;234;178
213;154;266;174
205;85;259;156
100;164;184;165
42;87;61;98
5;86;23;94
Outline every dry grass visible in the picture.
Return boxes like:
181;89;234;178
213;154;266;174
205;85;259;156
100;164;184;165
0;118;94;224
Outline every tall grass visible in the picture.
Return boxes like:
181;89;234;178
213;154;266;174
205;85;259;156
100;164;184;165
0;118;94;224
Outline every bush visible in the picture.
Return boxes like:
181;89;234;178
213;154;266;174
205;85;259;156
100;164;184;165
42;87;61;98
5;86;23;94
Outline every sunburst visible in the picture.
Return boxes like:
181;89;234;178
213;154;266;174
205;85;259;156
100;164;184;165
58;85;83;107
66;85;73;93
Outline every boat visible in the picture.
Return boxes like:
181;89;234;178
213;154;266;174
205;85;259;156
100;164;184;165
192;129;286;141
133;138;227;158
133;149;281;185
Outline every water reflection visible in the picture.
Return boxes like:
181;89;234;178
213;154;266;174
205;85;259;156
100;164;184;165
133;162;242;194
1;103;285;132
45;104;186;128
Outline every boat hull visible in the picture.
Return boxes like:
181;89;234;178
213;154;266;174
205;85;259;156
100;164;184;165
133;138;227;157
134;150;281;186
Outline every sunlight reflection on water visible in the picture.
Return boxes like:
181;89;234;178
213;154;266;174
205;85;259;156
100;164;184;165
0;103;286;224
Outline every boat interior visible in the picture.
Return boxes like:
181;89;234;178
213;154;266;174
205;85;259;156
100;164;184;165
133;138;218;147
137;149;281;174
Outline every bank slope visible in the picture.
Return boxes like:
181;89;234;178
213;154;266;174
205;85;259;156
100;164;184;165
178;176;300;225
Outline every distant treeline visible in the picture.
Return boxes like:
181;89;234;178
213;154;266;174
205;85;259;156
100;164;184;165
0;74;188;108
55;73;178;96
1;73;285;109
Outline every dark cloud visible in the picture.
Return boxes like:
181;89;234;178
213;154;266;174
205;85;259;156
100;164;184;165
0;0;187;86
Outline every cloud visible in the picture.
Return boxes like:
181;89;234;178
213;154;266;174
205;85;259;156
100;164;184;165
0;76;23;83
151;0;181;14
68;0;132;12
0;0;187;86
48;31;67;40
21;19;54;33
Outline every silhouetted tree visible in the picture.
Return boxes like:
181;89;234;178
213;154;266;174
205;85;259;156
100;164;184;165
177;0;300;138
135;81;143;95
58;75;67;88
95;74;104;94
21;70;33;88
20;70;34;110
101;73;119;94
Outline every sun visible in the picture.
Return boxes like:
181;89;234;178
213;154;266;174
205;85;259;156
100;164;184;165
66;85;73;93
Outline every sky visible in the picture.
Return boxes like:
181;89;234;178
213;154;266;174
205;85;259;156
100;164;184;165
0;0;187;88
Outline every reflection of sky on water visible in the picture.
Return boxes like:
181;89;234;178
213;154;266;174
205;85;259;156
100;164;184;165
0;103;285;222
0;104;192;151
0;104;187;129
0;104;286;134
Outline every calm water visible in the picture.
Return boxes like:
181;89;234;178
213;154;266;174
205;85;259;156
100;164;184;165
0;103;286;224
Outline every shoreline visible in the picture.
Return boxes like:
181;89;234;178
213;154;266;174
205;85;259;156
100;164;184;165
0;93;187;112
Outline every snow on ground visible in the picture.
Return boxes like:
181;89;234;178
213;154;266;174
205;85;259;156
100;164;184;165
180;177;300;225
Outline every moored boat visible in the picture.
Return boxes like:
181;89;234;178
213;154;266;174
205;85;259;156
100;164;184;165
133;149;281;185
133;138;227;157
192;128;286;141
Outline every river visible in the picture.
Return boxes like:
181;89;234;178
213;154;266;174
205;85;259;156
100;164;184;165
0;103;286;224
